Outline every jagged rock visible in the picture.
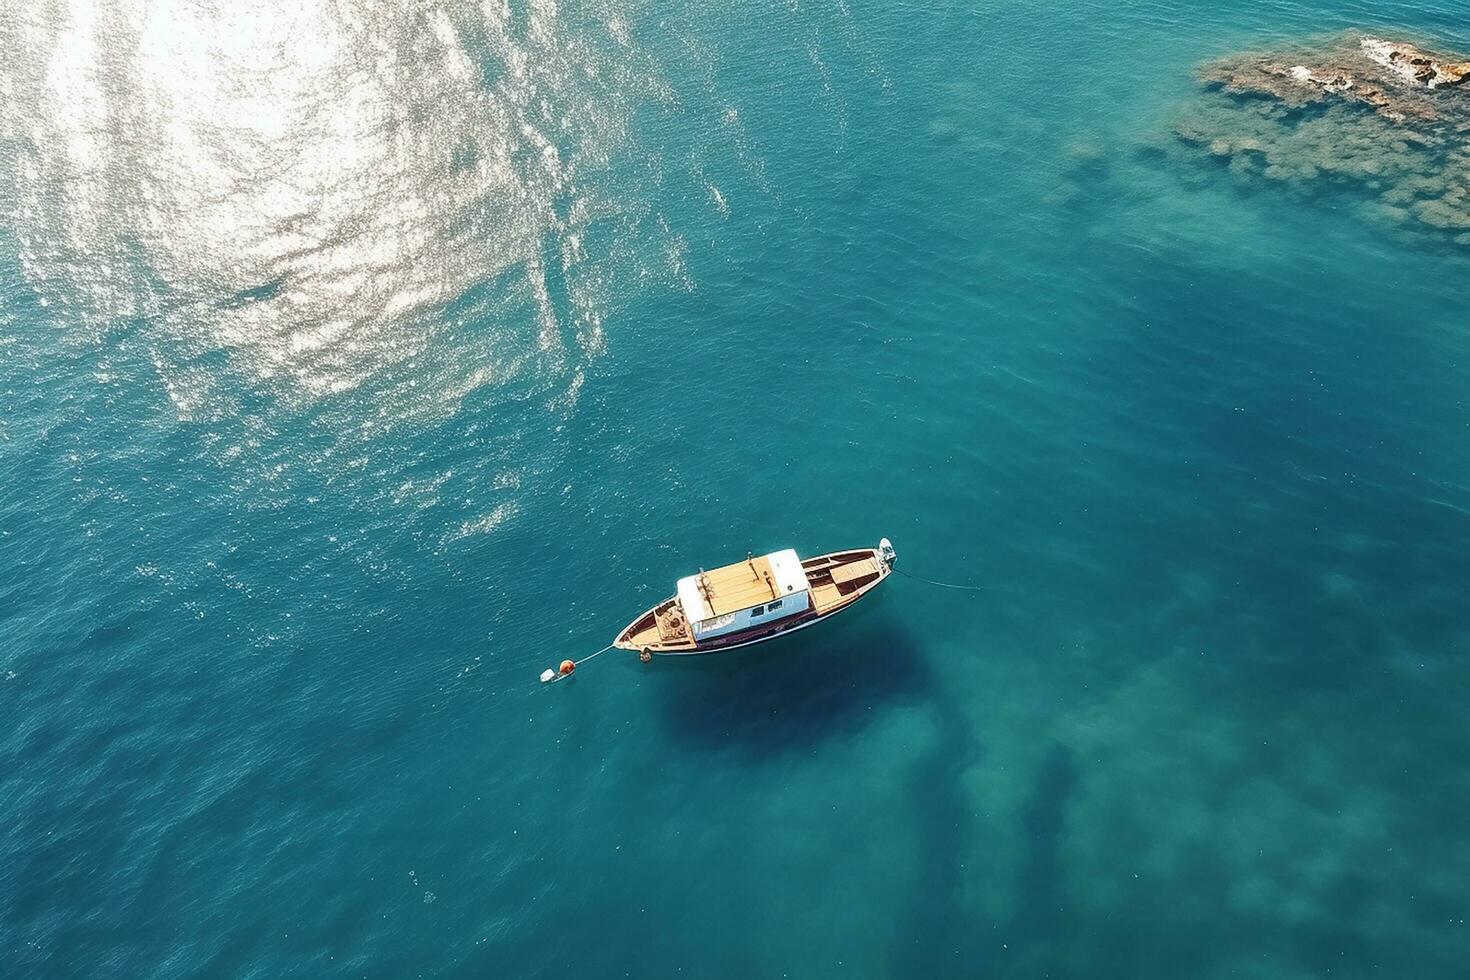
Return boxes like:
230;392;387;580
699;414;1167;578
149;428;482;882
1197;33;1461;123
1359;38;1470;89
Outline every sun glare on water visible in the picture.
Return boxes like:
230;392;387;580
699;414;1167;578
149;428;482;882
2;0;667;415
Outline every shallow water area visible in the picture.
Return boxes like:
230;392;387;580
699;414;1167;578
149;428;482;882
1176;30;1470;247
2;0;1469;977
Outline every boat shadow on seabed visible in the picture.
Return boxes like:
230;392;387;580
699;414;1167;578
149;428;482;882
650;598;1016;972
652;604;935;759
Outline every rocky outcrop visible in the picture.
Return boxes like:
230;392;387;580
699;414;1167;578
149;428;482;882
1359;38;1470;89
1177;32;1470;245
1196;34;1470;123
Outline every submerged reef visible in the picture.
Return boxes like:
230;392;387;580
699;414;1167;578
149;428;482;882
1176;33;1470;243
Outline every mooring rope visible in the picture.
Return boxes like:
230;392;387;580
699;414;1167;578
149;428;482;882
574;644;616;666
540;643;616;683
893;567;995;592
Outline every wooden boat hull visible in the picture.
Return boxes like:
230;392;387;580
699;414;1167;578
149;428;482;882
613;545;894;657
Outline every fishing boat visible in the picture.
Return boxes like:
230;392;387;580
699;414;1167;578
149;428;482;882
614;539;897;658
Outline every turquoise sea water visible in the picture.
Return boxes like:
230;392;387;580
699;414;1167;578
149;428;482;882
3;1;1469;976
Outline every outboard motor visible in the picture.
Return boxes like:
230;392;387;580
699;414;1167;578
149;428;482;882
878;537;897;570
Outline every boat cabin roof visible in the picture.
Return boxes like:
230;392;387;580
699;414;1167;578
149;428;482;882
676;548;809;622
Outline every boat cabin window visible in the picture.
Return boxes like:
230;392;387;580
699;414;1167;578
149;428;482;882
768;599;782;611
750;605;764;616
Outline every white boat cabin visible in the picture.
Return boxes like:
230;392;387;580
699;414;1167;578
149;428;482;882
675;548;810;640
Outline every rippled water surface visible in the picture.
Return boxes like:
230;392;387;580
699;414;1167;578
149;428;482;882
3;1;1469;976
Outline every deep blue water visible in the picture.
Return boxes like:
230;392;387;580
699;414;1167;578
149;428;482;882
3;1;1469;977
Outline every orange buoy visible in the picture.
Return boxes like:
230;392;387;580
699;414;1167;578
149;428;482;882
559;659;576;676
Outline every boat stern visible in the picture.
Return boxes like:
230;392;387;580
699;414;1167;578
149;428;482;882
878;537;897;570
